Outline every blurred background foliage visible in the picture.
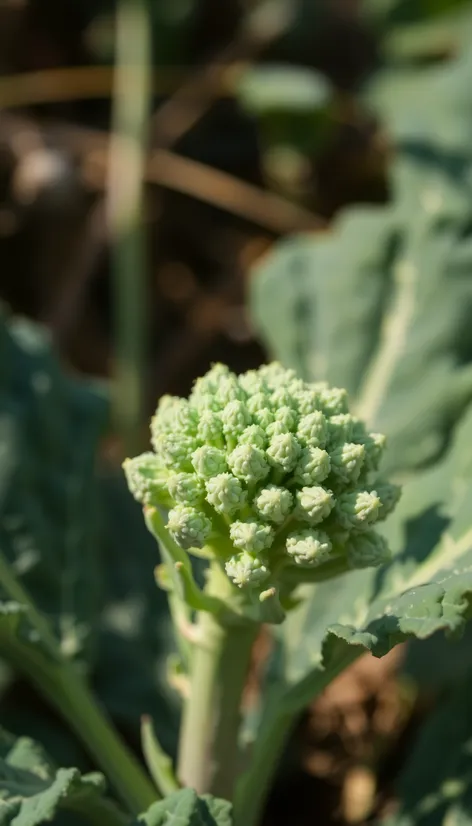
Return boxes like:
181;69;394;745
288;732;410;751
2;1;472;825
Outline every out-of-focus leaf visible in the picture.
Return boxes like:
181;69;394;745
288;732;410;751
402;622;472;692
0;309;107;665
365;47;472;148
134;788;232;826
380;5;472;64
250;47;472;475
94;472;180;758
237;63;333;171
363;0;472;28
238;64;332;117
0;726;124;826
382;673;472;826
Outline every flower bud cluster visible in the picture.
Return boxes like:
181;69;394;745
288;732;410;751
124;362;400;597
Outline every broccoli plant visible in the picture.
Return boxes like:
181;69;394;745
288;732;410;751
2;316;472;826
124;361;400;804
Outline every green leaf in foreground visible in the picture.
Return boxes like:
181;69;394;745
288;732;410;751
134;788;232;826
0;726;125;826
383;672;472;826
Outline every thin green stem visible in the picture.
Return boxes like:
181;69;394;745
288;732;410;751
141;715;180;797
0;631;158;815
0;550;157;814
177;595;258;799
0;550;59;656
234;647;363;826
109;0;151;455
233;702;294;826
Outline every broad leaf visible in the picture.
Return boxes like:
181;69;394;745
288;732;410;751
0;309;107;664
382;672;472;826
250;47;472;474
0;726;123;826
135;788;232;826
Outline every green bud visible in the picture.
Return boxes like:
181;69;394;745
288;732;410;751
293;446;331;486
297;411;328;448
123;453;168;505
154;433;196;472
266;420;290;439
371;480;402;519
274;404;298;431
197;410;224;445
271;389;295;410
327;414;356;447
252;407;275;429
167;472;205;506
259;362;297;389
296;486;334;524
225;551;270;588
238;424;267;449
191;391;221;413
362;432;387;471
230;520;274;553
318;386;349;415
221;400;252;440
192;363;230;396
192;445;228;478
246;392;270;416
254;485;293;524
172;399;198;435
346;530;391;569
286;528;332;567
228;444;270;484
216;375;245;405
330;442;365;484
238;370;267;396
336;489;382;530
293;389;319;417
205;473;247;516
167;505;212;549
151;396;181;433
266;433;301;473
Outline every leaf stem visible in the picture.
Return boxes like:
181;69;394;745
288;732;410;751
141;715;180;797
234;647;363;825
233;702;294;826
0;550;157;815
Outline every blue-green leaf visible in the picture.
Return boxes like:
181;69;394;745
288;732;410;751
0;308;107;665
381;672;472;826
0;727;124;826
134;788;232;826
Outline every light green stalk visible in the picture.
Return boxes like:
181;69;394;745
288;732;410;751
177;564;258;800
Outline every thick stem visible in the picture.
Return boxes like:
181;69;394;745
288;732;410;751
177;608;257;799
